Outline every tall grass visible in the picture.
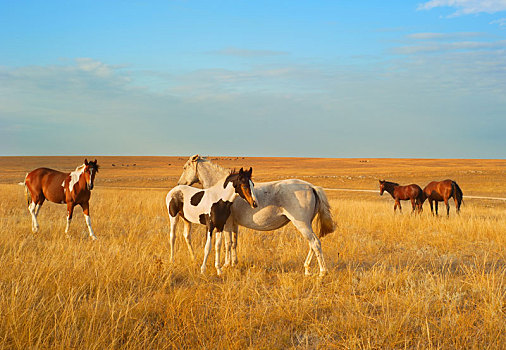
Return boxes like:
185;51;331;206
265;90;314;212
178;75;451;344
1;184;504;349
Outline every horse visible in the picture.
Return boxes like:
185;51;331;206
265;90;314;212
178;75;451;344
166;167;258;275
423;179;463;216
379;180;424;213
177;154;335;277
23;159;100;239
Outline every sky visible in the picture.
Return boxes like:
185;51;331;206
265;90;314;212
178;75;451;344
1;0;505;158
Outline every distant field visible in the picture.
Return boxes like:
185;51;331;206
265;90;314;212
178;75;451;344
0;156;505;348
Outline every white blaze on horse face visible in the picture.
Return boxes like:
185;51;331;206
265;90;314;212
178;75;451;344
68;165;85;193
249;180;258;207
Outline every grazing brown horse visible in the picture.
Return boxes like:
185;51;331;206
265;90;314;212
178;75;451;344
24;159;99;239
379;180;424;213
423;179;463;216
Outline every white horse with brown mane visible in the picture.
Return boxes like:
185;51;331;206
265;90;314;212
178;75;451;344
177;155;335;276
166;168;258;275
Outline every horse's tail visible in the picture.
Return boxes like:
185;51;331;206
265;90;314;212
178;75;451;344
312;186;336;238
452;181;463;211
20;173;30;206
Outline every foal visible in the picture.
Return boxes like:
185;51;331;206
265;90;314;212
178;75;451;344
379;180;424;213
24;159;100;239
166;168;258;275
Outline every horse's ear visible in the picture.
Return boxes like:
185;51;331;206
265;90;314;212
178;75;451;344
94;159;97;164
379;179;383;184
84;159;88;165
247;167;253;176
239;167;244;174
191;154;199;162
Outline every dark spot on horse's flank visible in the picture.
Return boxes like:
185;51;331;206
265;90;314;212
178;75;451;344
199;214;208;225
210;199;233;232
191;191;205;206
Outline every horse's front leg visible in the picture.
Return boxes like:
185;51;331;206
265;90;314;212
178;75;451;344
434;201;439;216
411;198;416;213
65;203;75;235
214;230;223;276
395;200;402;213
231;228;239;266
81;202;97;240
201;225;214;274
222;230;232;268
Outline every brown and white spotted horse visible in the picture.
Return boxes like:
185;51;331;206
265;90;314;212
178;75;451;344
166;168;258;275
24;159;99;239
379;180;424;213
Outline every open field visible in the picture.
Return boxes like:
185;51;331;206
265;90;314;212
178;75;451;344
0;156;505;349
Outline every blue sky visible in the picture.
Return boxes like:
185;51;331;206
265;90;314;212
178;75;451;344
1;0;505;158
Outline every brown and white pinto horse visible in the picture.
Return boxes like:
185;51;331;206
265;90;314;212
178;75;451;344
24;159;99;239
379;180;424;213
423;179;463;216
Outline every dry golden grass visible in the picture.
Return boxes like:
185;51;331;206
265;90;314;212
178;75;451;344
0;157;505;349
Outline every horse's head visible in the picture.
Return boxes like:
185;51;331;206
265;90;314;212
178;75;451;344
178;154;201;186
379;180;385;195
84;159;99;190
225;167;258;208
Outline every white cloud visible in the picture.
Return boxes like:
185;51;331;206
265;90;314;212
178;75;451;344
406;32;485;40
1;53;505;157
490;17;506;25
418;0;506;16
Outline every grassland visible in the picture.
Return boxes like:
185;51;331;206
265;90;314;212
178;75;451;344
0;156;505;349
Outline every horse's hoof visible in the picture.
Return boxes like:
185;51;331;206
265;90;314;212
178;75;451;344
216;268;222;276
318;270;328;278
200;267;206;274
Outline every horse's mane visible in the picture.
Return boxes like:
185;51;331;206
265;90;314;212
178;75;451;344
198;157;228;174
74;164;86;172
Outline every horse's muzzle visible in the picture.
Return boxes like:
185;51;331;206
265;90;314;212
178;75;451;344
251;201;258;208
88;183;94;190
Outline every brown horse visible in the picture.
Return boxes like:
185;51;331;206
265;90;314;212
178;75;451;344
423;179;463;216
379;180;424;213
24;159;99;239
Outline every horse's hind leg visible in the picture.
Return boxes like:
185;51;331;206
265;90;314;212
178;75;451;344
290;218;327;277
410;199;416;213
28;201;41;233
28;193;44;233
444;198;450;217
454;197;461;214
168;214;179;263
182;219;195;261
434;201;439;215
304;248;314;276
